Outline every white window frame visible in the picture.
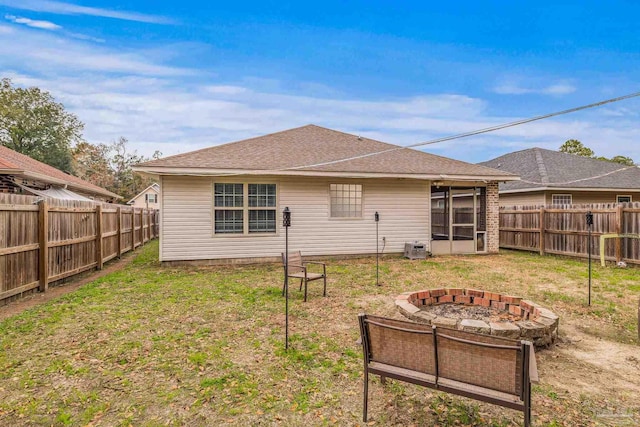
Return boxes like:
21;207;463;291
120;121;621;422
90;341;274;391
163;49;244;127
617;195;632;203
551;194;572;205
213;182;278;235
145;193;157;203
329;183;363;219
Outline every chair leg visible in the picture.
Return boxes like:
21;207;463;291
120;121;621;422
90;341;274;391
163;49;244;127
304;279;308;302
299;278;303;291
282;276;286;296
323;275;327;297
524;383;531;427
363;369;369;422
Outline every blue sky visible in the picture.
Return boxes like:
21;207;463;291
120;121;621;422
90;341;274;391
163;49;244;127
0;0;639;163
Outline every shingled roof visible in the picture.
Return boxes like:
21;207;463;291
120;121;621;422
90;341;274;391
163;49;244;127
0;145;121;199
480;148;640;191
136;125;517;180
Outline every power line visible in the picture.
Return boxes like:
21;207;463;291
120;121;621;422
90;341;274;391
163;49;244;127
290;90;640;170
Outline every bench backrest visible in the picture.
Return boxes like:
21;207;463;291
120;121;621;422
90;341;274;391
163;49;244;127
282;251;304;274
435;327;523;395
359;314;525;397
361;314;437;375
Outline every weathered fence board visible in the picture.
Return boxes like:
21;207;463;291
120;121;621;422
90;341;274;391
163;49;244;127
0;193;159;304
500;202;640;265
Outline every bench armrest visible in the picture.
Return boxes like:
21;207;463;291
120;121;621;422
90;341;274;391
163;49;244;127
528;343;539;384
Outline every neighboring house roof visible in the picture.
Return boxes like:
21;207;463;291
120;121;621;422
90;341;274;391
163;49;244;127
0;145;121;199
19;185;94;201
480;147;640;192
135;125;517;181
127;183;160;204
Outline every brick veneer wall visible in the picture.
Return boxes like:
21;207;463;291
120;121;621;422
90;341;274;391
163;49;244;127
487;182;500;253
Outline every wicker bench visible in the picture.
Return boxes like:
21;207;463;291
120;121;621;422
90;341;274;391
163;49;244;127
358;313;539;426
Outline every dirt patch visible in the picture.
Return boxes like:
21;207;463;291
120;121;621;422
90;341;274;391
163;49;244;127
0;252;135;321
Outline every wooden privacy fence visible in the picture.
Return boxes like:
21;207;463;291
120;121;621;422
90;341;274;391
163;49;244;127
499;202;640;265
0;193;159;304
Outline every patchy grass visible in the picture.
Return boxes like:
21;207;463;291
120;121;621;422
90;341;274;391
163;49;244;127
0;241;639;426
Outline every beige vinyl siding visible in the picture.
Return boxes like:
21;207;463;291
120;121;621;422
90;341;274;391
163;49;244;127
160;175;430;261
544;191;640;205
129;188;160;209
499;192;546;207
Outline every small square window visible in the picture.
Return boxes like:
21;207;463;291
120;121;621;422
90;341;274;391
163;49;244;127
617;195;632;203
330;184;362;218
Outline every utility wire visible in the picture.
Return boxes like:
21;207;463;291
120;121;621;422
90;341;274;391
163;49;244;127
289;90;640;170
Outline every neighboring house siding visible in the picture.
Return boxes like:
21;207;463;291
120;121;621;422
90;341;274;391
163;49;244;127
499;192;546;207
130;189;160;209
499;190;640;207
161;175;430;262
544;191;639;205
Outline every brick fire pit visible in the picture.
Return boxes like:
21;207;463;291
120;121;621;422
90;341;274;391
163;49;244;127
395;288;559;347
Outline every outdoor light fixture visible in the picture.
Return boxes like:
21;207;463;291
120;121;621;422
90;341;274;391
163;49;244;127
283;207;291;349
586;211;594;306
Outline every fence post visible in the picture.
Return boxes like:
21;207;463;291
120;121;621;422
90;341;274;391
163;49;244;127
140;209;144;246
116;207;122;258
96;204;103;270
539;207;545;256
38;200;49;292
615;204;623;263
132;208;136;250
147;211;153;240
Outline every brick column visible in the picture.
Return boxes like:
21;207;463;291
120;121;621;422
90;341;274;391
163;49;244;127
486;182;500;253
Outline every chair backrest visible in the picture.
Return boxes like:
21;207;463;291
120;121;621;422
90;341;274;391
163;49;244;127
435;328;523;396
282;251;304;274
359;314;437;376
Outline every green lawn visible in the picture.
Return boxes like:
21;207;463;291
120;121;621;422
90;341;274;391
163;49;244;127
0;241;638;426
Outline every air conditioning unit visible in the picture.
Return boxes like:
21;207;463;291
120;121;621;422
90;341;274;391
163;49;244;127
404;242;427;260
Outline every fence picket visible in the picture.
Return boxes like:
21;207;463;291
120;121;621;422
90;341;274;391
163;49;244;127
500;202;640;265
0;194;158;305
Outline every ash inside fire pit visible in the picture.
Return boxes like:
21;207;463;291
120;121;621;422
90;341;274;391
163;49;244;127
424;303;521;323
395;288;559;347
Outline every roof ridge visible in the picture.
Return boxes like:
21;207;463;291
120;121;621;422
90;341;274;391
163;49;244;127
139;124;320;166
533;148;549;184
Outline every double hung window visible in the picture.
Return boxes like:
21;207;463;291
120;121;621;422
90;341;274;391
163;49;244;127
214;183;276;234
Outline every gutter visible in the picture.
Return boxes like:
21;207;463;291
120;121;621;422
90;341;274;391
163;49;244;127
132;166;520;182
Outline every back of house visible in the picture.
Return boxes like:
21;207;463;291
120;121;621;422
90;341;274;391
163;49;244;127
134;125;517;264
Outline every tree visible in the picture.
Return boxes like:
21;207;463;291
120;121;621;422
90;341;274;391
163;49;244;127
608;155;635;166
559;139;635;166
72;141;114;189
109;137;157;201
559;139;595;158
0;78;82;173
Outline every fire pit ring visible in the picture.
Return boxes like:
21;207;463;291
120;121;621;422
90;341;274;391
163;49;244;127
395;288;559;347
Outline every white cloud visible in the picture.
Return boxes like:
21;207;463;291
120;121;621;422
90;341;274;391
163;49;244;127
493;80;576;96
0;26;192;76
540;84;576;95
0;0;171;24
1;22;638;164
15;70;636;164
4;14;61;30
